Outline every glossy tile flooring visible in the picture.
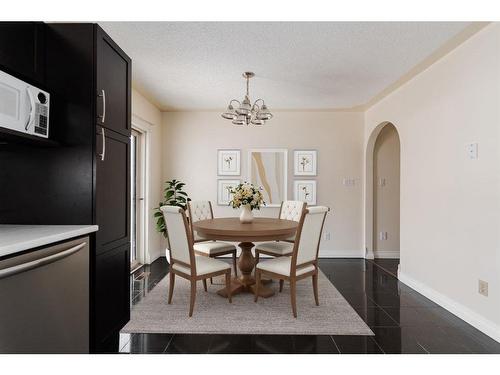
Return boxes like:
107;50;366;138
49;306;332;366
120;257;500;354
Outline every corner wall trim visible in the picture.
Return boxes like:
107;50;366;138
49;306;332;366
373;250;400;259
399;272;500;343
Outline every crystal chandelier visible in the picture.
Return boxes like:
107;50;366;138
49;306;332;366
221;72;273;126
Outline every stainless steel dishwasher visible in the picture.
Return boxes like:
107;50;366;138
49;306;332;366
0;236;89;353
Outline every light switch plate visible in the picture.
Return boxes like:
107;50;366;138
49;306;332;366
479;279;488;297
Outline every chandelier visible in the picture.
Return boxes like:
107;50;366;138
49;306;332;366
221;72;273;126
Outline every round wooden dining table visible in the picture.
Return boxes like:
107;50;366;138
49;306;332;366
192;217;298;298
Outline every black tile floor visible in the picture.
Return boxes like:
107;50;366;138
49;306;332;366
119;257;500;354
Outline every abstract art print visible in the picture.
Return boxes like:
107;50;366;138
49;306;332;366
217;149;241;175
294;180;317;205
248;149;287;207
217;179;240;205
293;150;317;176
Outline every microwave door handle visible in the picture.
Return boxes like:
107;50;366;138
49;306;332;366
25;88;36;131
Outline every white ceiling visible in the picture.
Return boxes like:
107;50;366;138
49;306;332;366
99;22;470;111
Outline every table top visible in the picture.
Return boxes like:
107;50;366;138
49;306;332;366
192;217;298;242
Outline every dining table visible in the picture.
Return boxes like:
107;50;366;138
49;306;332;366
192;217;298;298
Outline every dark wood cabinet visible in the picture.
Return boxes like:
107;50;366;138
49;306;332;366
96;28;131;137
95;126;131;255
0;22;45;85
45;23;131;353
94;243;130;347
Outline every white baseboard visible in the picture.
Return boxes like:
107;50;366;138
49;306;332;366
399;272;500;343
319;249;365;258
374;250;400;259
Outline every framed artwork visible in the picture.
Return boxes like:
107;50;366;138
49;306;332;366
293;149;317;176
217;149;241;175
294;180;317;205
217;179;240;206
248;149;287;207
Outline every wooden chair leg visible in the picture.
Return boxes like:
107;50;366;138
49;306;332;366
210;277;213;284
232;251;238;277
312;272;319;306
254;270;261;302
168;271;175;304
290;279;297;318
279;279;284;292
202;278;208;292
189;279;197;317
225;271;232;303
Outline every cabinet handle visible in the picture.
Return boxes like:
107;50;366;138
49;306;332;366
98;127;106;161
98;89;106;123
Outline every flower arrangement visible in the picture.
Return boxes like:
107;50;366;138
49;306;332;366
229;182;265;210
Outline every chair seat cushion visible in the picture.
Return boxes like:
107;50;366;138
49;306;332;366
172;255;231;277
256;256;315;277
193;241;236;255
256;241;294;256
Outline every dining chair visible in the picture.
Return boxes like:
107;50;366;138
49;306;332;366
188;201;238;282
254;200;306;267
161;205;232;317
254;206;330;318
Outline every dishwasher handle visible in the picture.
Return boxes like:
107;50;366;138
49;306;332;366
0;242;87;280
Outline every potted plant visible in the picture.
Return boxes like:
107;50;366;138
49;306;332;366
154;179;191;238
229;182;265;223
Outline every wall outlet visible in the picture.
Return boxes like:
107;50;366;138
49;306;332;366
379;231;388;241
324;232;331;241
378;178;386;187
478;279;488;297
466;143;478;160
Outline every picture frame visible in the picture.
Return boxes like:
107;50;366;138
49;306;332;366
293;149;317;176
248;148;287;207
294;180;317;205
217;149;241;176
217;179;240;206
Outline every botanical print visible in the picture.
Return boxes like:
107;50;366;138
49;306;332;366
294;150;317;176
217;179;240;205
248;149;287;207
294;180;317;205
218;149;240;175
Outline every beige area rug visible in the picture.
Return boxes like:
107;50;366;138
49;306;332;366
122;270;373;336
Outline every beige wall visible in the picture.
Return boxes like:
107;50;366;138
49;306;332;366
365;23;500;340
131;89;164;263
161;111;365;256
373;124;400;256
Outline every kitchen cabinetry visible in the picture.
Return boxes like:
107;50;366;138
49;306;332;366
45;23;131;352
0;22;45;85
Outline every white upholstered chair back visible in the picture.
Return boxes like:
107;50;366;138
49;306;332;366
279;200;306;221
294;206;329;266
188;201;214;242
160;206;193;267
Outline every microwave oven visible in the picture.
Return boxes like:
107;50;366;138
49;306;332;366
0;69;50;138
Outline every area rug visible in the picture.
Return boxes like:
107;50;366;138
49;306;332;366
122;270;373;336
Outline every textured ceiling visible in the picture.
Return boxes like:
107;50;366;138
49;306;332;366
99;22;470;111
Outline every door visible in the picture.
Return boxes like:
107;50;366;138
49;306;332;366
0;237;89;353
0;22;45;85
94;243;130;348
96;26;131;137
95;126;130;255
130;129;146;271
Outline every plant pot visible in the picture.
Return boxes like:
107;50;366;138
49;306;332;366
239;204;254;224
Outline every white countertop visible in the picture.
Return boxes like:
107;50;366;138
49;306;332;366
0;225;99;258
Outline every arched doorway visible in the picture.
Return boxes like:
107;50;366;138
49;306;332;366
365;122;401;266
